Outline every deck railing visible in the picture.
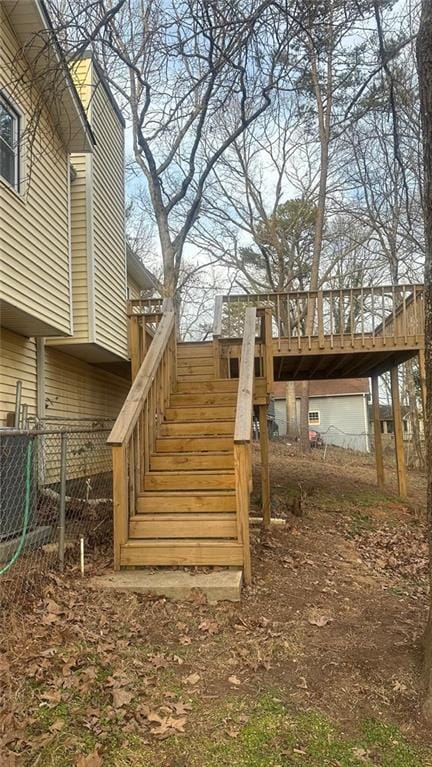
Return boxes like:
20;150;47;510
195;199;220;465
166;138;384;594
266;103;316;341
217;284;424;349
108;303;176;569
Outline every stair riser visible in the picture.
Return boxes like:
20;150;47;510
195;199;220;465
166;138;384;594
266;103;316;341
177;344;214;359
129;517;237;539
155;437;233;453
165;407;235;422
159;421;235;436
136;494;237;513
175;380;239;393
120;543;243;567
150;454;234;471
144;474;235;491
176;374;215;382
170;393;237;407
176;364;214;377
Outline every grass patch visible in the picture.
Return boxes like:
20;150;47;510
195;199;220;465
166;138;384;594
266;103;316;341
108;695;432;767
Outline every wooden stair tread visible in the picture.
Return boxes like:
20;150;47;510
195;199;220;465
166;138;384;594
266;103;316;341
123;538;240;547
137;490;235;497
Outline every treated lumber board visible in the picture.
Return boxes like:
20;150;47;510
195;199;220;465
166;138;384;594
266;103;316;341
136;491;237;513
155;436;234;453
177;343;214;358
170;393;237;407
390;366;407;499
234;443;252;584
143;471;235;491
120;540;244;567
234;308;256;443
165;406;236;422
177;365;215;376
129;513;237;539
176;374;215;382
108;311;174;446
175;379;239;393
150;452;234;471
371;375;385;489
112;446;128;570
259;404;271;527
177;361;214;371
159;420;235;437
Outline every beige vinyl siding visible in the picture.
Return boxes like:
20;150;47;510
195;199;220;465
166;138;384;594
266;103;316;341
67;153;91;343
45;349;129;422
43;348;129;480
0;8;71;336
0;328;36;425
127;276;141;300
91;79;128;358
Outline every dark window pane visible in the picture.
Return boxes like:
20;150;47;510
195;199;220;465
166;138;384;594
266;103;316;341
0;103;14;148
0;139;15;186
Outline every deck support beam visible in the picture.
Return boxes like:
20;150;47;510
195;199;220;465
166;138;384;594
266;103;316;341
390;366;407;499
259;404;271;528
371;375;385;490
419;348;427;420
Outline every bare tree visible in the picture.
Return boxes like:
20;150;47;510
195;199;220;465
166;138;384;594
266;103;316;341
47;0;293;298
416;0;432;722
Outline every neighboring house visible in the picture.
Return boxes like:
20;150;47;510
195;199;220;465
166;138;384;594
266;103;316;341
273;379;371;452
0;1;155;429
368;404;424;442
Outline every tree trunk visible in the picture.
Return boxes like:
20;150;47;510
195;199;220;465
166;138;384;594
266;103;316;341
285;382;298;440
405;359;424;470
299;381;310;452
416;0;432;720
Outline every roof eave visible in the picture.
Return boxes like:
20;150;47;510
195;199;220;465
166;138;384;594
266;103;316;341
3;0;94;153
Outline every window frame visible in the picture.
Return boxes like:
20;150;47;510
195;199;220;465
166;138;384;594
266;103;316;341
0;93;20;191
308;410;320;426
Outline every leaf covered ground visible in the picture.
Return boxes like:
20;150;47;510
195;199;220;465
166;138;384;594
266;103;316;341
0;442;431;766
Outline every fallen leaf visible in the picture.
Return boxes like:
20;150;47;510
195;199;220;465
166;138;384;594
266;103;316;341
112;689;133;708
75;750;103;767
228;675;241;686
174;702;193;716
308;615;333;627
182;672;200;685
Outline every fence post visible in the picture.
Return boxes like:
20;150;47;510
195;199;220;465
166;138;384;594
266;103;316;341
59;431;67;572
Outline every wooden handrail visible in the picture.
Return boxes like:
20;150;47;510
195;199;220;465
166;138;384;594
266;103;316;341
234;307;257;443
108;310;175;447
222;284;424;302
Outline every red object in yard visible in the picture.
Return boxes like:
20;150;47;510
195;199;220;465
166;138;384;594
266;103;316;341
309;430;324;448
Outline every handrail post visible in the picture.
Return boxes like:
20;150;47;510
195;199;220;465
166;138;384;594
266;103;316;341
262;307;273;394
112;445;128;570
213;295;223;379
234;443;252;584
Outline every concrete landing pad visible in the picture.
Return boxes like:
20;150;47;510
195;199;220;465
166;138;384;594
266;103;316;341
90;569;242;604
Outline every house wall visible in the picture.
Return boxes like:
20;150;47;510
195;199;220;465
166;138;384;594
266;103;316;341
274;393;370;452
48;58;128;360
0;328;37;425
0;7;71;336
91;77;128;358
1;328;128;425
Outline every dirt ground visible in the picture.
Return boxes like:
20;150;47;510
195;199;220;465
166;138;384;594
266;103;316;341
0;442;431;766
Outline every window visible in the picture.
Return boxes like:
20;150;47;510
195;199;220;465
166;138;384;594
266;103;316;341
0;96;19;189
308;410;320;426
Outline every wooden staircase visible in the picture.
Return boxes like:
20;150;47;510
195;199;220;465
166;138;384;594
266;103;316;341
108;303;272;584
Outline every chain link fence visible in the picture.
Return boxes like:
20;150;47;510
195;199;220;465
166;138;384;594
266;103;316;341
0;421;114;607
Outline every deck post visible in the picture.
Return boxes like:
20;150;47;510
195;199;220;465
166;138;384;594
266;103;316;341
419;348;427;421
128;310;140;381
390;366;407;499
371;375;385;489
258;404;271;528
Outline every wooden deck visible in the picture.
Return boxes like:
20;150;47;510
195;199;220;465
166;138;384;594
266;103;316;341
216;284;425;380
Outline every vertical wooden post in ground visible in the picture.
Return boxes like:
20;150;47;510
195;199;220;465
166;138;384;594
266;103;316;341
259;404;271;528
285;381;298;439
234;443;252;585
112;445;129;570
419;348;427;422
263;308;273;394
390;366;408;499
371;375;385;489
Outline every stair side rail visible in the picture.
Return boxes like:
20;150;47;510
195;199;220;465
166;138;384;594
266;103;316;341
233;306;257;584
108;305;176;569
